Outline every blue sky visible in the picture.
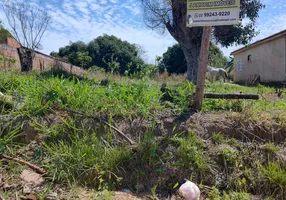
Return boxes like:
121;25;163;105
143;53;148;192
1;0;286;63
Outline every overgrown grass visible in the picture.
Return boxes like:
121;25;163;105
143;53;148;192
212;133;225;145
1;71;286;199
175;131;211;174
261;161;286;190
264;142;280;153
0;71;285;117
43;126;132;189
203;82;285;112
0;72;163;117
0;124;21;152
208;187;252;200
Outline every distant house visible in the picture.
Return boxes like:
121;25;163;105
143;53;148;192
231;29;286;84
0;31;83;75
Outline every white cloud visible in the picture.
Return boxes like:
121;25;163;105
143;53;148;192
1;0;285;63
37;0;174;63
74;1;90;15
61;1;77;16
99;0;108;5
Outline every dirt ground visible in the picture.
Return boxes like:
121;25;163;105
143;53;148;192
1;110;286;199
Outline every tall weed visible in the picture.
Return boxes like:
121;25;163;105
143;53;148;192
44;129;131;189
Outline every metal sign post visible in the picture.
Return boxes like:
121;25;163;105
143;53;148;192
187;0;240;110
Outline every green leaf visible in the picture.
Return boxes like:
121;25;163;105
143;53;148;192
173;182;179;189
0;141;5;153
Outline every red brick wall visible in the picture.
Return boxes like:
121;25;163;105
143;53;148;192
7;37;21;48
0;44;21;70
0;38;85;75
32;50;85;76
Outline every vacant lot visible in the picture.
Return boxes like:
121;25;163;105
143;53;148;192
0;70;286;199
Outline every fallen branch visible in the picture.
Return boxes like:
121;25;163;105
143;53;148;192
15;191;19;200
0;154;46;175
50;108;135;145
0;176;13;188
239;123;266;142
223;156;228;181
203;93;259;100
102;121;135;145
237;130;251;143
200;184;213;191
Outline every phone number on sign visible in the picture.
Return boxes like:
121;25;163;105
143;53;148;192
194;11;231;18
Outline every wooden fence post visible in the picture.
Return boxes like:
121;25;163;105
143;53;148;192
194;26;212;110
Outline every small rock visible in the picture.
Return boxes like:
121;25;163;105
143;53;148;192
78;191;94;199
275;148;286;165
3;183;9;189
169;195;178;200
113;192;143;200
23;184;32;194
216;144;236;152
215;177;222;184
45;192;57;200
20;170;44;186
0;92;13;102
3;183;18;191
122;189;131;194
251;195;262;200
58;188;64;194
22;124;40;143
25;194;38;200
136;184;145;192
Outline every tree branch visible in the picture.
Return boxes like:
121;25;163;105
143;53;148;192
1;0;51;50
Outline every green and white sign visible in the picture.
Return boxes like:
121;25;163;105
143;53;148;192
187;0;240;27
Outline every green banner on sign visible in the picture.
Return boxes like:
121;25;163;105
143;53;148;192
187;0;240;10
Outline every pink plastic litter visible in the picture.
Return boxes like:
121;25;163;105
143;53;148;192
178;180;200;200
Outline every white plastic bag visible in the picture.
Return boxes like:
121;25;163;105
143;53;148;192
178;180;200;200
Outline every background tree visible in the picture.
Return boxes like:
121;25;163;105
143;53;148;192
155;55;162;67
75;51;92;69
225;56;234;73
1;0;51;71
57;41;87;66
0;19;9;43
90;34;144;75
208;43;228;69
52;34;145;75
159;44;186;74
159;43;227;74
141;0;264;82
135;44;148;63
50;51;59;58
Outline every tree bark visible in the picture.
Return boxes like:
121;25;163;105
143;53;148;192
181;40;201;83
165;0;203;83
17;48;33;72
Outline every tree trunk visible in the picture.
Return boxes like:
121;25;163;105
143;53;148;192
181;41;201;83
17;48;33;72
